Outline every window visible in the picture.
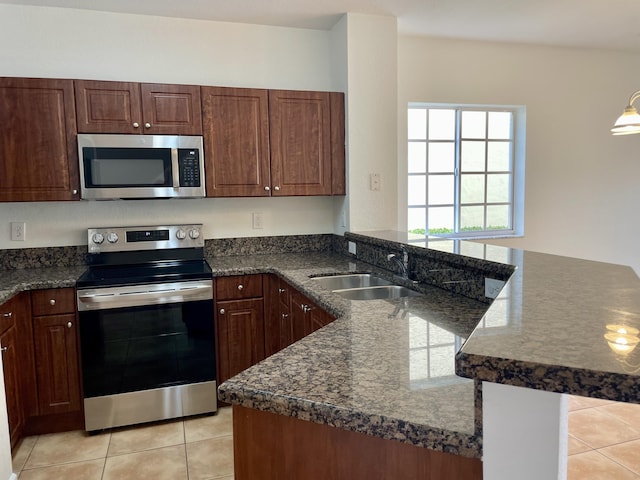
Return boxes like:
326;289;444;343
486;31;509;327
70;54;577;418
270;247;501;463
407;104;525;239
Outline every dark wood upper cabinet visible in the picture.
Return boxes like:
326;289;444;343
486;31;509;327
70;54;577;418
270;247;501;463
75;80;202;135
202;87;271;197
204;87;345;198
0;77;79;201
330;92;346;195
269;90;332;196
140;83;202;135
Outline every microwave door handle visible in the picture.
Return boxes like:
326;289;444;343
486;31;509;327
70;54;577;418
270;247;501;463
171;148;180;189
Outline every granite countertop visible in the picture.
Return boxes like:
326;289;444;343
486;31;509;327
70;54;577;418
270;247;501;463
455;249;640;403
211;252;489;459
5;235;639;460
0;265;86;304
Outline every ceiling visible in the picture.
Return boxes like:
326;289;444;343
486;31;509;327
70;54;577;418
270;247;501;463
3;0;640;52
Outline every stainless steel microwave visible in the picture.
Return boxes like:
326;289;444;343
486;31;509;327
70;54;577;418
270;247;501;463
77;134;205;200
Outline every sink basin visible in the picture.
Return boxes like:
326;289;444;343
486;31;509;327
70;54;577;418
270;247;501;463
311;273;392;290
333;285;422;301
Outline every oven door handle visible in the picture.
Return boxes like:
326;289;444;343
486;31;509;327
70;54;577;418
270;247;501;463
77;284;212;311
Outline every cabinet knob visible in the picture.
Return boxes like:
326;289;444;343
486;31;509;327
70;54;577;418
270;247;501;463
302;304;312;313
145;122;152;129
281;313;288;319
264;186;270;191
219;308;225;315
133;122;140;128
237;284;244;291
278;288;286;294
49;299;56;306
66;321;73;329
274;186;281;191
0;346;7;353
72;189;78;195
2;312;12;318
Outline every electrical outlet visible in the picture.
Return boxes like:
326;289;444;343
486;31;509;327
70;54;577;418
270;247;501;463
252;213;264;229
348;241;357;255
485;278;505;299
11;222;26;241
370;173;381;191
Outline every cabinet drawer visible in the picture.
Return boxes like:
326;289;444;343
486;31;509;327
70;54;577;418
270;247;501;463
216;275;263;301
31;288;76;316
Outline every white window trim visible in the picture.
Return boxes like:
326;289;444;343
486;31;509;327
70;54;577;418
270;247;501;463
406;102;526;240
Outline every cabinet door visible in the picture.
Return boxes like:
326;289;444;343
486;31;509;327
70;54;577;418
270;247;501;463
290;291;311;343
33;314;81;415
202;87;271;197
269;90;332;196
140;83;202;135
1;325;24;449
216;298;265;385
0;77;79;201
75;80;142;133
330;92;346;195
309;304;335;334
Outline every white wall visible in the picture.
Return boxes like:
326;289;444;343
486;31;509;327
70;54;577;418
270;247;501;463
0;4;344;249
398;36;640;274
345;14;398;231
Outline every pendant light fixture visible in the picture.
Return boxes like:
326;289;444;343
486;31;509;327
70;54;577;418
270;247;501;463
612;90;640;135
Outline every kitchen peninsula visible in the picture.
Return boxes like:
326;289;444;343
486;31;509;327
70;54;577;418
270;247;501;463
216;231;640;480
2;232;640;480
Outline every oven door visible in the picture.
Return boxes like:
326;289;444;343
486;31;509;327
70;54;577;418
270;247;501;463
77;280;216;430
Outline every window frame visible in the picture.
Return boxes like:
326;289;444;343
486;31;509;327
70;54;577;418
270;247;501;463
407;102;526;240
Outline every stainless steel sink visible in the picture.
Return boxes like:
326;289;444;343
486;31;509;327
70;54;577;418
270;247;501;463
332;285;422;301
311;273;393;290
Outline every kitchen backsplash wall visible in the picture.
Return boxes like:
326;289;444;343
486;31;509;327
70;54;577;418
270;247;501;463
0;245;87;270
0;235;335;270
0;233;516;304
344;232;515;303
205;234;333;257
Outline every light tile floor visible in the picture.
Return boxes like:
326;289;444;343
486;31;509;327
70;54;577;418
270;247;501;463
568;395;640;479
11;397;640;479
11;406;234;480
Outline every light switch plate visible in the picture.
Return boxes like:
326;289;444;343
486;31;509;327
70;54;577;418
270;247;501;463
11;222;26;241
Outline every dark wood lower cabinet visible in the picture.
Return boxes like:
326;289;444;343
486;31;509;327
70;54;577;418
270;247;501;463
32;313;81;415
1;325;23;449
216;298;265;385
233;405;483;480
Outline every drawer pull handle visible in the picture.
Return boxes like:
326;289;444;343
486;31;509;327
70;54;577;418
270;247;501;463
219;308;225;315
67;322;73;329
237;284;244;291
49;299;56;306
2;312;12;318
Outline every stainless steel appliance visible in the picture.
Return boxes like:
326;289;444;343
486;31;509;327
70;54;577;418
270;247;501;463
76;224;216;431
77;134;205;200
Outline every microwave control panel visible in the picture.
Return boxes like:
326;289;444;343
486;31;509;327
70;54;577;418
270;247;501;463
178;149;201;187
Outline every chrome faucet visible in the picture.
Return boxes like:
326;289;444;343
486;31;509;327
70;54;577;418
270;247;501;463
387;246;410;280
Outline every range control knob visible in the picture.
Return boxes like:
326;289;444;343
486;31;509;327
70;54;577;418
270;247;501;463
92;233;105;244
176;229;187;240
106;232;119;243
189;229;200;240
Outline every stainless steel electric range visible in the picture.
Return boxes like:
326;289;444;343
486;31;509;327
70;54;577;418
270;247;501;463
76;224;216;431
